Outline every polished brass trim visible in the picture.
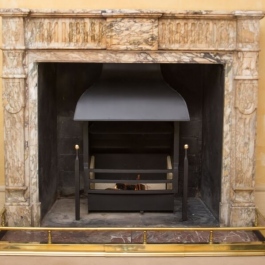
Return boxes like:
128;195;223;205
143;230;147;244
1;226;265;232
0;243;265;257
0;226;265;256
209;230;213;244
48;230;52;244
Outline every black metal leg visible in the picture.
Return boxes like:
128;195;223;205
182;144;189;221
75;144;80;220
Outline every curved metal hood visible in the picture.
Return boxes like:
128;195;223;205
74;64;190;121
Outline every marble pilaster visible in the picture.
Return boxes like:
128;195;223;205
228;12;263;226
1;10;31;226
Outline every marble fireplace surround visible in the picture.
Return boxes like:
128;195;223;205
0;9;264;227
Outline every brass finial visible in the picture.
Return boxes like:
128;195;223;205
75;145;79;150
184;144;189;149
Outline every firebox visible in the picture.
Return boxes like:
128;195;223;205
38;62;224;223
73;63;190;216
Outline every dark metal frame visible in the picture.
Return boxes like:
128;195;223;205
75;121;189;220
73;63;190;220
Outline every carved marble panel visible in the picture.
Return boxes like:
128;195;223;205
237;19;260;50
2;79;25;188
2;17;25;49
106;18;158;50
2;79;25;114
158;19;236;50
234;52;259;78
3;110;25;187
235;80;258;115
234;112;256;188
25;18;106;49
2;50;25;77
234;81;258;189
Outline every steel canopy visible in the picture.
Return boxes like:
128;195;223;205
74;64;190;121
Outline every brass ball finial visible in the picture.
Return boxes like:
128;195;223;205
75;145;79;150
184;144;189;149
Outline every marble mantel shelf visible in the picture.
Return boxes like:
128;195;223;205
0;9;264;18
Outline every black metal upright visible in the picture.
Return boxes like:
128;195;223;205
182;144;189;221
83;122;89;195
75;144;80;220
173;122;179;196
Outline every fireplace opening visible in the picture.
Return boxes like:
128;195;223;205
38;62;224;222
